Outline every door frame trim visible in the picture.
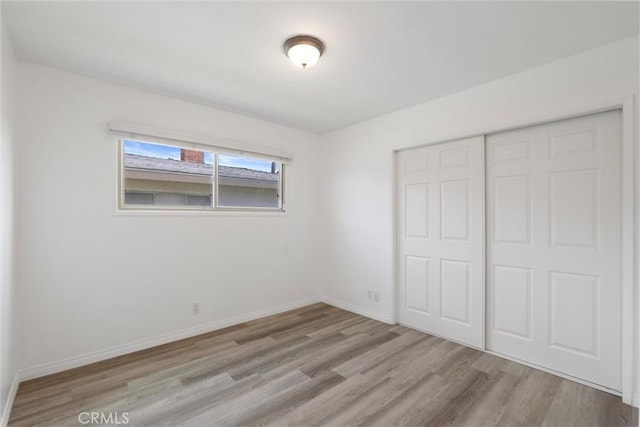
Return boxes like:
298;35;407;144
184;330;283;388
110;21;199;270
620;96;635;405
393;95;637;405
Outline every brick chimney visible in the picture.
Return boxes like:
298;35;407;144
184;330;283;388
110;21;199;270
180;149;204;164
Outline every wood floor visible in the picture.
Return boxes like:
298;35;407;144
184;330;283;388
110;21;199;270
9;303;637;426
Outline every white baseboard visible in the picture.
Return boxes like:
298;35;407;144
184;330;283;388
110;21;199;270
20;296;321;381
320;296;394;324
1;371;22;427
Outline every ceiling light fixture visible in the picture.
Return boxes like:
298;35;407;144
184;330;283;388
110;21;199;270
283;35;325;69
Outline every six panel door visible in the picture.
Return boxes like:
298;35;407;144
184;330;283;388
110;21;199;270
486;110;621;391
397;136;484;348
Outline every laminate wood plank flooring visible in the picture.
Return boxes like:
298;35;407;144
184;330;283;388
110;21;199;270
9;303;637;426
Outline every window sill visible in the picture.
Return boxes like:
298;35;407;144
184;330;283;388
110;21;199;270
113;208;288;217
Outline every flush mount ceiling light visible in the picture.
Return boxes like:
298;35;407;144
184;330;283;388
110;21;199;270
283;35;325;69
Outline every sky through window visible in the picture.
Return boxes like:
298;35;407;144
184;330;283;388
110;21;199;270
124;140;279;172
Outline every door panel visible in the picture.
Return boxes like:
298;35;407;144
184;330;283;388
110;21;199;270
397;137;484;348
405;184;429;238
493;265;531;339
486;110;621;391
440;259;470;324
440;180;470;241
405;256;429;313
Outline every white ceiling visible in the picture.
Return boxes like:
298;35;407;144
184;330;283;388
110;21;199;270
3;1;638;134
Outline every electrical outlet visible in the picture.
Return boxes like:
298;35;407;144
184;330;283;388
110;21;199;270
373;291;380;303
367;290;373;300
192;303;200;315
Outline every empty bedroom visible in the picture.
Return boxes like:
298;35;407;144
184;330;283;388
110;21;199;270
0;1;639;426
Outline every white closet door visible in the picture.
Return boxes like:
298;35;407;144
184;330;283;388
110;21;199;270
486;110;621;391
397;137;484;348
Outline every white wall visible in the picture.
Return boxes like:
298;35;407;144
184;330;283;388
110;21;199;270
0;16;20;423
15;61;322;373
320;35;639;392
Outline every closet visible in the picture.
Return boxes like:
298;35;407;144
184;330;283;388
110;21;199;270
396;110;622;391
396;136;485;348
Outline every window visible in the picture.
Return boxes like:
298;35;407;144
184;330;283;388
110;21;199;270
217;154;281;208
119;139;284;211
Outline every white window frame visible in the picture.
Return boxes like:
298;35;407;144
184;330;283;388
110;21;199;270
112;122;289;214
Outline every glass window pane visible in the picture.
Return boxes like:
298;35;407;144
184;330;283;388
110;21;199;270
155;192;186;206
217;154;281;208
122;140;214;209
124;192;154;205
186;194;212;207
